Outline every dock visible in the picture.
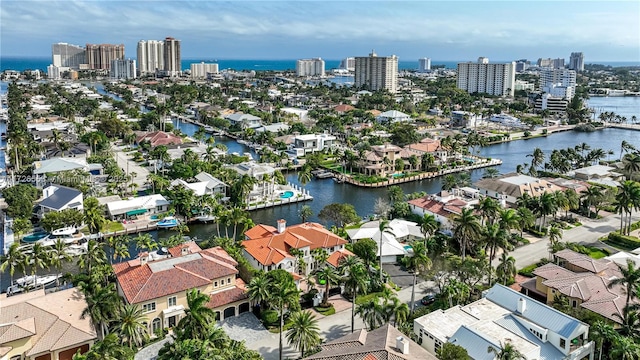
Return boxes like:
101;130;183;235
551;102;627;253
605;123;640;132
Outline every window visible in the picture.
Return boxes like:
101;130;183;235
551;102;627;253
152;318;161;333
143;302;156;313
214;281;218;287
572;300;578;308
168;296;177;307
560;339;566;348
221;279;225;285
227;277;231;284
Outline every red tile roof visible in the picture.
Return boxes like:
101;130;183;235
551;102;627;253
113;243;238;304
206;279;248;309
243;222;348;266
135;131;183;147
327;249;354;267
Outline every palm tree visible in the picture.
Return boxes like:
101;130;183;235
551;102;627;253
298;164;312;187
622;153;640;181
498;208;520;235
75;333;135;360
401;241;432;314
526;147;545;175
316;265;340;306
29;242;50;290
537;192;558;230
377;220;395;282
286;311;321;357
611;336;640;360
420;213;439;248
0;242;25;285
620;140;636;161
548;225;563;257
516;207;535;238
496;253;516;286
247;272;271;313
48;239;72;288
84;197;106;234
356;296;384;330
453;208;482;260
487;341;526;360
114;304;148;348
299;205;313;223
581;186;604;218
608;259;640;309
176;289;217;340
77;240;106;274
339;256;368;333
384;296;409;326
483;224;509;285
81;283;120;340
134;233;157;254
269;273;300;360
590;320;616;360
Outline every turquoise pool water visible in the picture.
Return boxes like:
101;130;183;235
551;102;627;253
280;191;294;199
22;232;49;243
403;245;413;251
392;173;404;178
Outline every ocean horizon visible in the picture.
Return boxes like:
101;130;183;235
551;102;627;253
2;56;639;73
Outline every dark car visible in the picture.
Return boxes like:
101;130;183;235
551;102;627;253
421;294;436;305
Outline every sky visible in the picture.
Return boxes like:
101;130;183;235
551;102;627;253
1;0;639;62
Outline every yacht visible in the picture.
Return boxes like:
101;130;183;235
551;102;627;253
38;227;85;246
156;216;180;229
7;274;62;296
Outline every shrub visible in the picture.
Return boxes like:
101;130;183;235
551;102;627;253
261;310;279;326
518;258;550;277
606;232;640;250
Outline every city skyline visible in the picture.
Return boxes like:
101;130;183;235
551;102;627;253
1;1;639;62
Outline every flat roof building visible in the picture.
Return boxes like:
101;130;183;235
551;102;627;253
355;51;398;93
457;59;516;96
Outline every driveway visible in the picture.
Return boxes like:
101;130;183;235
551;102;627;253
382;263;414;288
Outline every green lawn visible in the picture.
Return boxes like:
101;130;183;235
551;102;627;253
103;221;125;233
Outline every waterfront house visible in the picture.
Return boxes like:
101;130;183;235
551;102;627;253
135;131;183;147
450;110;484;128
112;242;250;334
105;194;170;220
254;122;290;133
289;133;337;156
474;173;563;206
361;143;403;176
33;157;103;187
404;138;441;155
242;220;350;279
36;184;84;219
0;288;96;360
414;284;594;360
520;249;637;327
304;324;435;360
568;165;623;187
408;188;479;229
224;113;262;129
228;162;277;203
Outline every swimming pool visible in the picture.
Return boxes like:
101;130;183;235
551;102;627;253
280;191;294;199
392;173;404;178
403;245;413;252
22;232;49;243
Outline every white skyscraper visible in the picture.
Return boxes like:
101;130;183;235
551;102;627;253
456;59;516;96
354;51;398;93
540;68;577;99
340;57;355;71
569;52;584;71
163;37;181;76
137;40;164;75
51;43;86;69
295;58;325;77
419;58;431;72
190;62;219;79
110;59;137;79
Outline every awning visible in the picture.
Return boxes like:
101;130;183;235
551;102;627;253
162;305;185;318
125;209;147;216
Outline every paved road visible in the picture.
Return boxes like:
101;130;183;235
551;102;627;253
113;150;150;188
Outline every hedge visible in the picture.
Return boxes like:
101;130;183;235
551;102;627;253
606;232;640;250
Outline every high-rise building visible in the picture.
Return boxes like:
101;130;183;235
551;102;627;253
540;68;576;99
569;52;584;71
418;58;431;72
295;58;325;77
537;58;565;69
456;59;516;96
190;62;219;79
163;37;181;76
110;59;137;79
85;44;125;70
354;51;398;93
51;43;86;69
137;40;164;75
340;57;355;71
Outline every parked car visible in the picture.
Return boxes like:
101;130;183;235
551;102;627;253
421;294;436;305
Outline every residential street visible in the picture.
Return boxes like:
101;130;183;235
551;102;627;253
113;149;150;188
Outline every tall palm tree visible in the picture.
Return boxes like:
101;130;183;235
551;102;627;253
581;186;604;218
114;304;149;348
0;242;25;285
77;240;106;274
487;341;526;360
29;242;50;290
377;220;395;282
339;256;368;333
420;214;439;248
356;296;384;330
498;208;520;235
516;207;535;238
316;265;340;306
81;283;120;340
134;233;157;254
297;164;312;187
526;147;545;175
496;253;517;286
176;289;217;340
483;224;509;285
615;181;640;235
610;336;640;360
269;274;300;360
537;192;558;230
548;225;563;257
401;241;432;314
622;153;640;181
84;197;106;234
608;259;640;309
453;208;482;260
285;311;321;358
384;296;409;326
48;239;72;288
590;320;616;360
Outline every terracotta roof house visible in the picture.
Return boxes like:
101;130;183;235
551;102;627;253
304;324;435;360
333;104;355;114
243;220;350;279
0;288;96;360
408;188;480;229
405;138;441;154
135;131;183;147
112;242;250;334
519;249;636;326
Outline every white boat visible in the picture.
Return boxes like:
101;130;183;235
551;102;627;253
38;232;85;247
65;243;88;256
51;226;76;236
195;214;216;222
7;274;62;295
156;216;180;228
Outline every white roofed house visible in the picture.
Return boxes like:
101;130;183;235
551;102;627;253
289;133;337;157
228;161;277;203
105;194;170;220
376;110;411;123
170;172;227;198
36;184;84;219
346;219;423;264
224;113;262;129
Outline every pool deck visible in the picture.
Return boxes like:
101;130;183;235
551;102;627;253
246;183;313;211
